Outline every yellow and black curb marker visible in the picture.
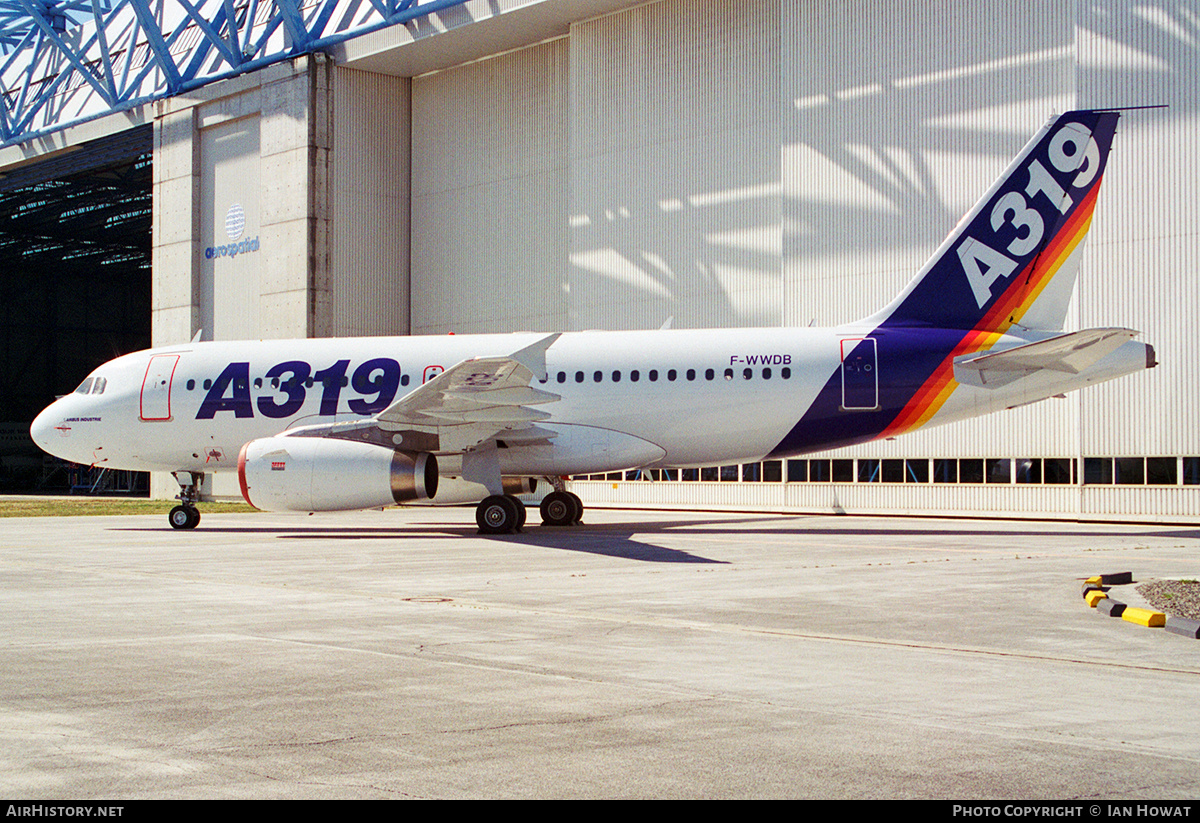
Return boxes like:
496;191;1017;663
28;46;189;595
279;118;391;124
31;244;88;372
1082;573;1200;639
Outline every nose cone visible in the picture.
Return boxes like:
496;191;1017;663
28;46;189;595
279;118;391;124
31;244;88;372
30;404;55;453
30;400;71;461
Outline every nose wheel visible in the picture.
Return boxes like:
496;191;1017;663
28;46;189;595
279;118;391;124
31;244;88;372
169;505;201;530
169;471;204;530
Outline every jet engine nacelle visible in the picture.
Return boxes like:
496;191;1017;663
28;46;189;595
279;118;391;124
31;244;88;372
238;436;437;512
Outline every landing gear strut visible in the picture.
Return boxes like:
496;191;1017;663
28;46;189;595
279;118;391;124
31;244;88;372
169;471;203;530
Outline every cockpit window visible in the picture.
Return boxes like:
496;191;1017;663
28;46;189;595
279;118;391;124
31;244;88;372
74;378;94;395
91;377;107;395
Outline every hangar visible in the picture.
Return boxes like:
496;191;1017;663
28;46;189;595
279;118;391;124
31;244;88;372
5;0;1199;521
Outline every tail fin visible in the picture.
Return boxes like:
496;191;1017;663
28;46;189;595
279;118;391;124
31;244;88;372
864;109;1120;332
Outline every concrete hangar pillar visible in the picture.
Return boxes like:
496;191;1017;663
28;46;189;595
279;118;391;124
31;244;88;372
152;55;330;347
149;54;411;499
154;53;411;346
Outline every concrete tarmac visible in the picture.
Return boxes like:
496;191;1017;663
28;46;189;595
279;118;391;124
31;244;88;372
1;506;1199;799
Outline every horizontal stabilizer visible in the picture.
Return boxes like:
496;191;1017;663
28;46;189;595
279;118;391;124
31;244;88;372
954;328;1139;388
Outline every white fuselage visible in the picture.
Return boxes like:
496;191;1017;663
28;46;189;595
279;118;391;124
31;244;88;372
29;325;1150;481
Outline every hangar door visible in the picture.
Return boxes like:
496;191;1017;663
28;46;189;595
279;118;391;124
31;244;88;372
0;127;152;493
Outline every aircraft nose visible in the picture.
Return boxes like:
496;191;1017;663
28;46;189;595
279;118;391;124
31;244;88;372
30;401;67;457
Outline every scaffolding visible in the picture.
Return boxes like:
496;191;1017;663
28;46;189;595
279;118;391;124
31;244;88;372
0;0;470;146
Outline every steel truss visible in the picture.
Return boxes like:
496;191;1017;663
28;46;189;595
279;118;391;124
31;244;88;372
0;0;470;146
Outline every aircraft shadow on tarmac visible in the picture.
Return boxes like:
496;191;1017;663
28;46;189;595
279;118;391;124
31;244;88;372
112;516;758;564
111;514;1200;563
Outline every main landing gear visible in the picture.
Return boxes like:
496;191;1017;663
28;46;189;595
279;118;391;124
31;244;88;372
473;489;584;534
539;490;583;527
169;471;203;530
476;494;525;534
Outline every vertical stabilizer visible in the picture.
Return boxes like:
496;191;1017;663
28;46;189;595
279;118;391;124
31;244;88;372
864;109;1120;333
771;110;1128;457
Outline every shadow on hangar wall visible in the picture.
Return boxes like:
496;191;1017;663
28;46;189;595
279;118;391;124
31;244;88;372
564;2;1198;332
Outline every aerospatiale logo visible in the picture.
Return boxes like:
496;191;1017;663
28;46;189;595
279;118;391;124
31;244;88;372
205;203;260;260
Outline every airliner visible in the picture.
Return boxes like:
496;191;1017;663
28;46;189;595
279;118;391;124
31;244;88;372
30;109;1156;533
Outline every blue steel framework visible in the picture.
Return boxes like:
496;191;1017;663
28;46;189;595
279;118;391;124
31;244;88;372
0;0;470;147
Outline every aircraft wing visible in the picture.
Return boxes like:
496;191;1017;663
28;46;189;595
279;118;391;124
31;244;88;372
370;333;562;453
282;334;563;454
954;328;1139;388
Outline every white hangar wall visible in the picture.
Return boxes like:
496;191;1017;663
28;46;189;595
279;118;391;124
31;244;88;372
410;39;570;333
777;2;1082;471
398;0;1199;520
146;0;1199;518
566;0;782;331
404;0;782;334
329;68;412;338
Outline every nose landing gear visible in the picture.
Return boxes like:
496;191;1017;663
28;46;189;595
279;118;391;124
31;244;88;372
169;471;203;530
